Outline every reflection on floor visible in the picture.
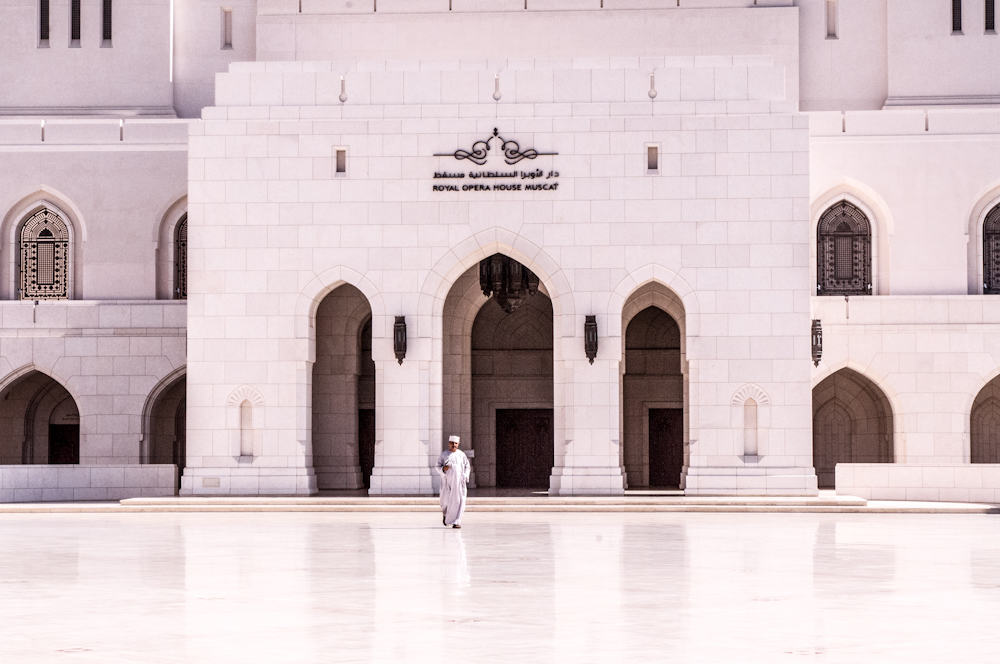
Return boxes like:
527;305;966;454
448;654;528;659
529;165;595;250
1;512;999;662
315;487;686;498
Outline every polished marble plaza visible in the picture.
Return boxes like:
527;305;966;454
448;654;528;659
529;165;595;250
1;512;999;663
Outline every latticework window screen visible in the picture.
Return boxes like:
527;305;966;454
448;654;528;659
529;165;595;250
817;201;872;296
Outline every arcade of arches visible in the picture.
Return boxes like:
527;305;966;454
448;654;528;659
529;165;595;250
0;371;79;464
812;369;894;489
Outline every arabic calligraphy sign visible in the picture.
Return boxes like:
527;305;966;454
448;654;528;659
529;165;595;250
432;128;559;193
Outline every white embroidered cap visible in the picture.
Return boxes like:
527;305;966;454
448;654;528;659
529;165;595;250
448;435;460;443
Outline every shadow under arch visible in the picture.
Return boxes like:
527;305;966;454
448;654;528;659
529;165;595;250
618;281;689;489
312;282;374;490
419;234;575;333
812;366;895;489
140;366;187;468
969;371;1000;463
1;188;87;300
608;268;700;339
0;365;81;465
295;267;385;363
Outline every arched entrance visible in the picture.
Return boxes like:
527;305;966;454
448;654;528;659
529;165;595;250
442;255;554;489
312;283;374;490
623;307;684;488
971;376;1000;462
620;283;687;489
812;368;894;489
0;371;79;464
146;373;186;486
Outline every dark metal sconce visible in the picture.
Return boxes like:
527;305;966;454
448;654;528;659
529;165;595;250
584;315;598;364
479;253;540;314
811;319;822;367
393;316;407;365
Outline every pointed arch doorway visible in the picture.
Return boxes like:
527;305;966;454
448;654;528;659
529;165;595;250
812;368;894;489
145;373;187;489
312;283;375;490
971;376;1000;463
620;283;688;489
0;371;80;465
442;255;555;490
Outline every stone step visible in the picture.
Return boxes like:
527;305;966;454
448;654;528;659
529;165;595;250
0;495;996;513
118;495;869;507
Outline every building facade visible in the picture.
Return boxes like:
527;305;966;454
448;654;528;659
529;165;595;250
2;0;1000;501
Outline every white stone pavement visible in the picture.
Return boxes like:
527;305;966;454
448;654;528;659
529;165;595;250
1;512;999;663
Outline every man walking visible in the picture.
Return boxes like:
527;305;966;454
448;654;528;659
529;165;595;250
437;434;470;528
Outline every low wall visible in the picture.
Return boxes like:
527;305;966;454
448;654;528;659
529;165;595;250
836;464;1000;503
0;465;177;502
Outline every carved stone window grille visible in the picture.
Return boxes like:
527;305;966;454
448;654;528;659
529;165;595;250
983;204;1000;294
817;200;872;296
174;214;187;300
19;208;69;300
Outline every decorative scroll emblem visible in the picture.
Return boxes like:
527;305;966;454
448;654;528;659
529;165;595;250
479;254;540;314
436;128;557;166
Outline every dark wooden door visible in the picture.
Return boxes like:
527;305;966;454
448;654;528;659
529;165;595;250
48;424;79;464
358;409;375;489
496;409;553;488
648;408;683;488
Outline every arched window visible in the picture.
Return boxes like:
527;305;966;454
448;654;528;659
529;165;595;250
983;204;1000;294
817;200;872;296
19;207;69;300
174;214;187;300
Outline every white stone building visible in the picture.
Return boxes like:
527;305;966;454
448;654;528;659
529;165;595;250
1;0;1000;502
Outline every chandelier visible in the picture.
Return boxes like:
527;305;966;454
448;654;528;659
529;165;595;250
479;254;539;313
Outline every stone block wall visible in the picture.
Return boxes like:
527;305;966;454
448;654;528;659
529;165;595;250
0;464;177;502
0;301;187;464
186;54;815;495
836;463;1000;503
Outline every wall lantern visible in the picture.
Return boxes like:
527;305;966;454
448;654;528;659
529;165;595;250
811;319;823;367
393;316;407;365
584;315;598;364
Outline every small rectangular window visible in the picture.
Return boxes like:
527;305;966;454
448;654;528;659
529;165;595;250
39;0;50;45
221;8;233;49
70;0;81;44
826;0;838;39
336;149;347;174
102;0;112;44
953;0;963;33
646;145;658;173
988;0;996;32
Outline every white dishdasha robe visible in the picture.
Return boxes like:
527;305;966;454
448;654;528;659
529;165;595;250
437;449;470;526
